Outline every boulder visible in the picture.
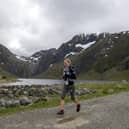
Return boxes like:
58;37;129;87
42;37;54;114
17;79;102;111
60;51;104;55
13;100;20;107
0;99;6;107
32;97;40;103
76;88;97;96
20;97;32;106
7;90;14;98
122;80;129;85
5;100;14;108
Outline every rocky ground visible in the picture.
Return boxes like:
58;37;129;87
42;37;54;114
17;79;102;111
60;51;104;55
0;92;129;129
0;85;96;108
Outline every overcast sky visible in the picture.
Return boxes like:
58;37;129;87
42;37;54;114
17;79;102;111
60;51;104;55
0;0;129;56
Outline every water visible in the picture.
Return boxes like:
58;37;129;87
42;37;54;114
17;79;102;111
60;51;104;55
0;78;114;87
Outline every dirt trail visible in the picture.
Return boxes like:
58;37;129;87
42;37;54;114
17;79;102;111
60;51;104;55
0;92;129;129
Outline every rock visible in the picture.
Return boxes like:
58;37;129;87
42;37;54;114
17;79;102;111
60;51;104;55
122;80;129;85
40;97;48;102
0;90;4;94
47;88;59;95
40;88;48;96
28;88;47;97
5;100;20;108
20;97;32;106
1;89;8;95
47;88;54;95
28;88;36;96
14;89;22;96
35;89;44;96
7;91;14;98
0;99;21;108
23;91;28;95
32;97;40;103
0;99;6;107
75;88;96;96
13;100;20;107
5;100;14;108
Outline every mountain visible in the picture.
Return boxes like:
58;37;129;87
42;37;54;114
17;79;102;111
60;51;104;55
0;44;31;78
73;31;129;80
37;31;129;80
0;31;129;80
32;33;100;76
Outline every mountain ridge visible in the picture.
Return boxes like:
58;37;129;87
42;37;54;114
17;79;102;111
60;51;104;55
0;30;129;80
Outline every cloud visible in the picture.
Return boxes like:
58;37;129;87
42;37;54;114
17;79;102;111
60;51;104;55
0;0;129;56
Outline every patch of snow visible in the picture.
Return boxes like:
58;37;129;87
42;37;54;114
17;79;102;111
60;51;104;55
16;55;20;59
16;55;28;62
68;43;72;47
76;41;96;49
103;33;106;38
122;31;127;34
52;52;56;55
30;56;41;62
110;45;113;48
65;52;79;58
115;36;119;39
106;48;110;50
104;54;108;57
49;64;53;68
1;62;4;65
96;32;100;36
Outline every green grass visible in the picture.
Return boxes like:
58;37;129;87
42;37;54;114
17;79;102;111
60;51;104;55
0;78;17;83
78;68;129;81
0;82;129;116
0;68;17;83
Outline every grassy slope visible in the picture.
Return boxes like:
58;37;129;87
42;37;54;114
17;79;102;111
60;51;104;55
35;62;129;81
34;61;63;79
78;68;129;80
0;67;17;82
35;33;129;80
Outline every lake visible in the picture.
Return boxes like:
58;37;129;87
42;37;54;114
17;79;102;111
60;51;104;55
0;78;114;87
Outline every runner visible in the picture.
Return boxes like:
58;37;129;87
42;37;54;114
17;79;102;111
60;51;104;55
57;58;80;115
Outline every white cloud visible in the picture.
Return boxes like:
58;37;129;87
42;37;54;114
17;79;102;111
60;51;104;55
0;0;129;56
8;40;21;49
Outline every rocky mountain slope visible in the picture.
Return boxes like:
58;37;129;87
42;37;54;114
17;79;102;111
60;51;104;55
0;44;30;78
38;31;129;80
0;31;129;80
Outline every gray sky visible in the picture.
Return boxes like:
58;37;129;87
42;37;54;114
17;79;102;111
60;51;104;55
0;0;129;56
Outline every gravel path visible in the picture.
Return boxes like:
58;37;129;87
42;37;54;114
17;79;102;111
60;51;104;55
0;92;129;129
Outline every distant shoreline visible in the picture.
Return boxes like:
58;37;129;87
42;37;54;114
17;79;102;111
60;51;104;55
0;78;116;87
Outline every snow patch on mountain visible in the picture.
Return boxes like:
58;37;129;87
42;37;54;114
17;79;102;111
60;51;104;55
115;36;119;39
68;43;72;47
76;41;96;49
16;55;41;63
16;55;28;62
49;64;53;68
103;33;106;38
30;56;41;62
65;52;79;58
